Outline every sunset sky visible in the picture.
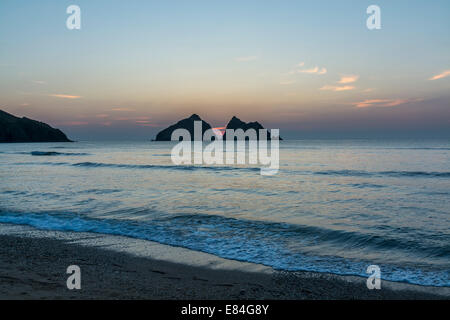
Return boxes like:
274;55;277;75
1;0;449;139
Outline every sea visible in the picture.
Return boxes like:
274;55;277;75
0;139;449;287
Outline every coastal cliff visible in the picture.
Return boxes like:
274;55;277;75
0;110;72;143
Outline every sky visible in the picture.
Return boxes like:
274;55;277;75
0;0;449;140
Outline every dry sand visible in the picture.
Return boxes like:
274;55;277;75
0;224;448;300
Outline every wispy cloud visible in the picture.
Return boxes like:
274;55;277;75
49;94;81;99
32;80;47;85
297;66;327;75
338;75;359;84
136;120;152;124
320;74;359;91
136;121;159;127
111;107;136;112
114;116;149;121
58;121;88;126
320;85;355;92
428;70;450;81
352;98;420;108
286;62;326;75
235;56;258;62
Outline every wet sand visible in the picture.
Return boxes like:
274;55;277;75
0;224;448;300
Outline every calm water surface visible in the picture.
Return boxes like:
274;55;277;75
0;139;449;286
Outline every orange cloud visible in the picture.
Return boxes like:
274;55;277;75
49;94;81;99
287;62;326;76
320;85;355;91
317;68;327;75
111;107;136;112
58;121;88;126
298;66;327;75
429;70;450;81
353;99;413;108
338;75;359;84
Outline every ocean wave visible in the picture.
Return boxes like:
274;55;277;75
79;188;122;195
381;171;450;177
164;214;450;258
347;183;385;189
11;160;260;173
313;169;450;178
0;209;448;287
72;161;260;172
1;151;90;156
8;159;450;178
384;147;450;151
30;151;89;156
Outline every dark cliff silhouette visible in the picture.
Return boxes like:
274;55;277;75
154;114;213;141
222;116;282;140
0;110;72;143
154;114;282;141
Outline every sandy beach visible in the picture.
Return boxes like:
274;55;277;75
0;224;448;300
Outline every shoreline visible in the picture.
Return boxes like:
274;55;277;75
0;223;448;300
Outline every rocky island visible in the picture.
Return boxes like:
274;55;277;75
154;114;213;141
223;116;282;140
154;114;281;141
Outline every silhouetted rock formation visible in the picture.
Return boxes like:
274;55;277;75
0;110;72;143
154;114;213;141
222;116;281;140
